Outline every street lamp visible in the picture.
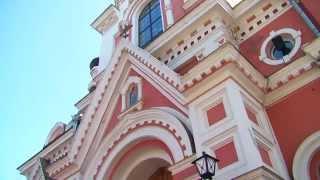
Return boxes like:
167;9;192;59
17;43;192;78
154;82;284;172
192;152;219;180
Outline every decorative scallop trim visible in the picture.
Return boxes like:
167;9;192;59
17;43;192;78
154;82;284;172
180;59;266;92
92;120;188;180
47;156;72;177
234;1;290;42
70;40;183;164
160;19;223;65
266;62;317;92
71;38;316;168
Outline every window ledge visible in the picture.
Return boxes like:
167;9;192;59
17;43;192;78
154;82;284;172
118;100;143;119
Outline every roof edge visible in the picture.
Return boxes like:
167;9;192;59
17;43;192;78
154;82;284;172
91;4;119;34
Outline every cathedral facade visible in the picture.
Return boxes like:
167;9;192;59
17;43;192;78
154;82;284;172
18;0;320;179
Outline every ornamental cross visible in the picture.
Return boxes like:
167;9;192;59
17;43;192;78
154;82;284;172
119;24;132;39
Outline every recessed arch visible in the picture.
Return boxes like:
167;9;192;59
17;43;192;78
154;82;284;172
293;131;320;180
120;76;142;111
83;108;194;180
107;139;173;180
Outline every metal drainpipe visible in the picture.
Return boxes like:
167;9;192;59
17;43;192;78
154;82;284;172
288;0;320;37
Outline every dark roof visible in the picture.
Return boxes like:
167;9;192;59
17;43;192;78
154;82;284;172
90;57;99;70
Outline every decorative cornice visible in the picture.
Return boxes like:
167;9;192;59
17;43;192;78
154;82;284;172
18;129;74;174
234;1;291;43
91;4;119;34
303;37;320;60
235;166;284;180
168;155;196;175
69;37;319;177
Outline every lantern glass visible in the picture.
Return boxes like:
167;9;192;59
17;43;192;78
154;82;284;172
192;152;219;179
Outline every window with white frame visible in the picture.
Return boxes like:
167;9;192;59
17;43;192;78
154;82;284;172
259;28;301;66
138;0;163;48
120;76;143;112
126;84;139;108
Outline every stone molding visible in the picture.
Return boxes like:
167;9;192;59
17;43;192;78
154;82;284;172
235;166;284;180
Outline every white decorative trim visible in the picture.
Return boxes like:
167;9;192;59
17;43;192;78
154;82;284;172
303;37;320;60
201;91;232;133
91;5;119;34
90;66;100;78
68;38;186;169
45;122;66;145
129;0;166;47
259;28;301;65
83;108;193;179
145;0;219;53
292;131;320;180
163;0;174;27
168;155;196;175
235;1;291;43
74;93;92;111
120;76;142;111
183;0;198;10
235;166;284;180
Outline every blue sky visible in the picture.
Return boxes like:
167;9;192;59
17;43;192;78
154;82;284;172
0;0;112;179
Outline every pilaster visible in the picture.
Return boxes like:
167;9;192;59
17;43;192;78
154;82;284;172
188;79;288;179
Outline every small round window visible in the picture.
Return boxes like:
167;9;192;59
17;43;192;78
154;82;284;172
259;28;301;66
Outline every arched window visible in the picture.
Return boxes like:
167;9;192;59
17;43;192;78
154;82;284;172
138;0;163;48
127;84;139;107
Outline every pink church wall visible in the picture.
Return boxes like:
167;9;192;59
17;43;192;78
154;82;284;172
214;141;238;169
171;0;205;22
105;69;186;137
258;144;272;167
300;0;320;30
128;69;185;114
267;78;320;178
206;102;226;126
105;96;122;134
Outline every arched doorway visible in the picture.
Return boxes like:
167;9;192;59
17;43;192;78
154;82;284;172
127;158;172;180
83;108;194;180
149;167;172;180
106;139;174;180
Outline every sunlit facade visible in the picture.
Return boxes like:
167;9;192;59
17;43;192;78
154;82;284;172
18;0;320;179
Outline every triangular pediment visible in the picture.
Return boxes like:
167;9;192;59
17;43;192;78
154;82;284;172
69;39;188;170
